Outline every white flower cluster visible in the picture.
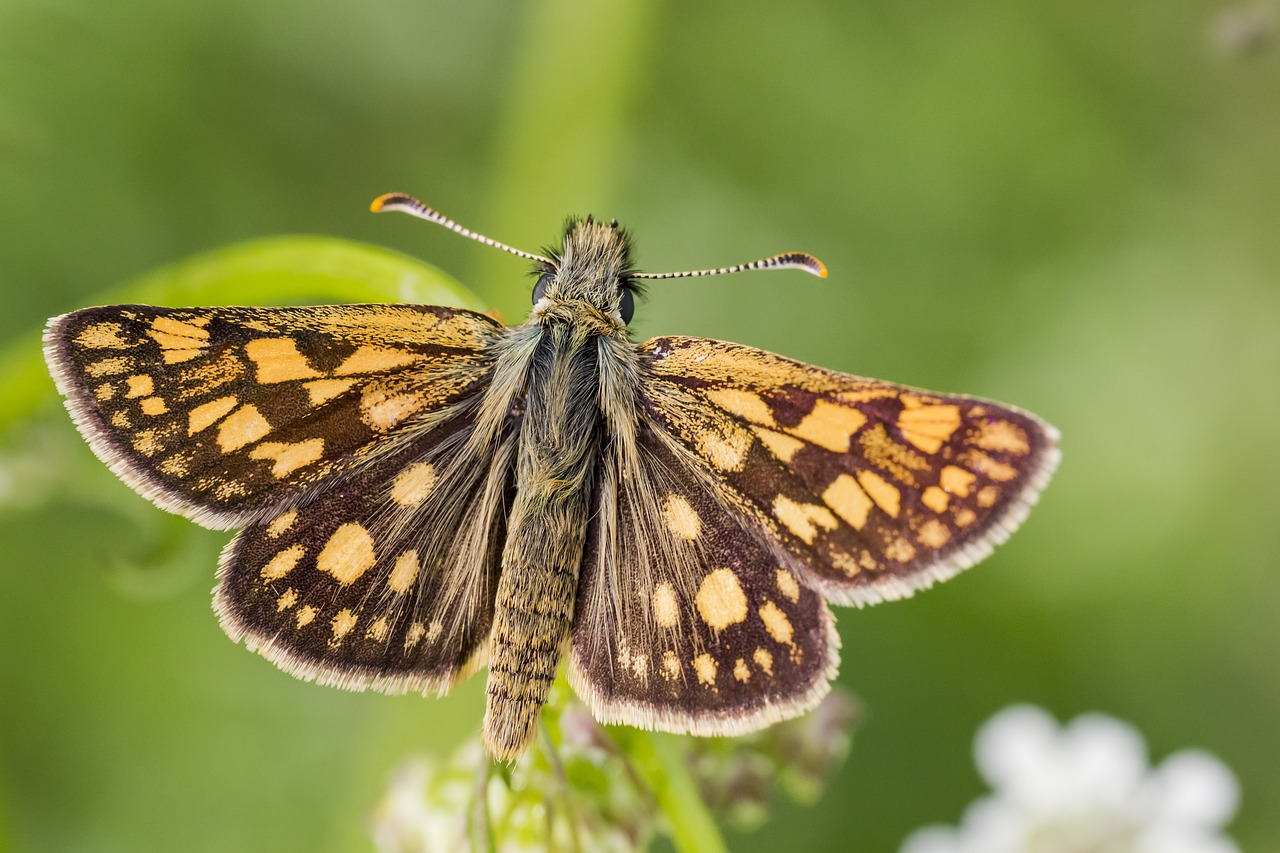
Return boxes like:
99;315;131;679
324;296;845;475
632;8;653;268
901;704;1241;853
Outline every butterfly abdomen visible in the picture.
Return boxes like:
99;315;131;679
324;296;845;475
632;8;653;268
483;327;603;760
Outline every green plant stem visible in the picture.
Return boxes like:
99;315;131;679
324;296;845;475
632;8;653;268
618;729;728;853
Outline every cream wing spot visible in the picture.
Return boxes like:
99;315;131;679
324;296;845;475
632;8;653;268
316;523;376;585
335;346;421;375
759;600;794;646
662;494;701;540
775;568;800;602
653;582;679;628
896;400;962;453
753;647;774;676
275;588;298;611
662;651;682;681
366;616;390;641
917;519;951;548
695;424;753;472
139;397;168;416
693;653;718;687
695;569;748;631
266;509;298;538
391;463;437;507
260;545;304;581
405;622;426;650
295;605;319;628
388;551;420;594
329;608;358;646
733;658;751;683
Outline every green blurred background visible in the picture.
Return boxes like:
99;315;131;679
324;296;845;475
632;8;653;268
2;0;1278;850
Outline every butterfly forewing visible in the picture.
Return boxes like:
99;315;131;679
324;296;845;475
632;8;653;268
44;304;502;528
639;336;1059;606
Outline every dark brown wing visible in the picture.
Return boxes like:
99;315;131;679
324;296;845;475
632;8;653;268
44;304;501;529
638;336;1059;606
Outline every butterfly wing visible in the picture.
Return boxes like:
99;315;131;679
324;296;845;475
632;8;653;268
44;304;501;528
638;336;1059;606
46;303;515;692
569;423;840;736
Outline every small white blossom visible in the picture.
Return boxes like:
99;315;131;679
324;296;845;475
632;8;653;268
901;704;1241;853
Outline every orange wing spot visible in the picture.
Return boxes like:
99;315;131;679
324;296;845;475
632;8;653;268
248;438;325;478
821;473;874;530
151;316;210;340
266;509;298;538
773;495;839;544
275;588;298;612
752;426;805;464
335;346;422;376
885;537;917;563
921;485;951;513
125;375;154;398
940;465;977;497
917;519;951;548
896;400;962;453
695;422;753;472
753;647;774;676
972;420;1031;455
216;404;272;452
775;568;801;602
977;486;1000;507
75;322;132;350
139;397;168;416
303;378;356;406
244;337;322;383
855;469;901;518
787;399;867;452
188;396;239;435
703;388;777;426
962;450;1019;482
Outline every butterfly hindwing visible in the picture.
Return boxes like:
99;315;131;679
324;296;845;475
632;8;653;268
639;336;1060;606
216;403;519;694
44;304;502;529
569;419;839;735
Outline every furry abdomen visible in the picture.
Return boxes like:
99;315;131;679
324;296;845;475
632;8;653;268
483;326;602;759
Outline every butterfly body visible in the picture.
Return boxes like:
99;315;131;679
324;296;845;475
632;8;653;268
44;197;1059;761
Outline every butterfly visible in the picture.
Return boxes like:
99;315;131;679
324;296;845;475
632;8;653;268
44;194;1059;760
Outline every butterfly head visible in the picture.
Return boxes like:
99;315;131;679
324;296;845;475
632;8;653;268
532;216;638;326
371;193;828;333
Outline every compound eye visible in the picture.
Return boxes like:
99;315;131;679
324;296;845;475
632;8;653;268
532;273;552;304
618;286;635;324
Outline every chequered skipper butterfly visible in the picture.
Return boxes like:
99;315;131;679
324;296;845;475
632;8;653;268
44;194;1059;759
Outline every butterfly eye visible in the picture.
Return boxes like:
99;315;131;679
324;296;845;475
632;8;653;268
618;286;635;324
532;273;552;304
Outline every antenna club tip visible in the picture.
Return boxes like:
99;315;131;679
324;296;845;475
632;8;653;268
813;259;829;279
370;192;408;213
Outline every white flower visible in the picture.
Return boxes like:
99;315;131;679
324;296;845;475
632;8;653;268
901;704;1241;853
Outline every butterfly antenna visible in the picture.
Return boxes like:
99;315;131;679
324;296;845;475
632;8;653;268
371;193;553;265
632;251;828;280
